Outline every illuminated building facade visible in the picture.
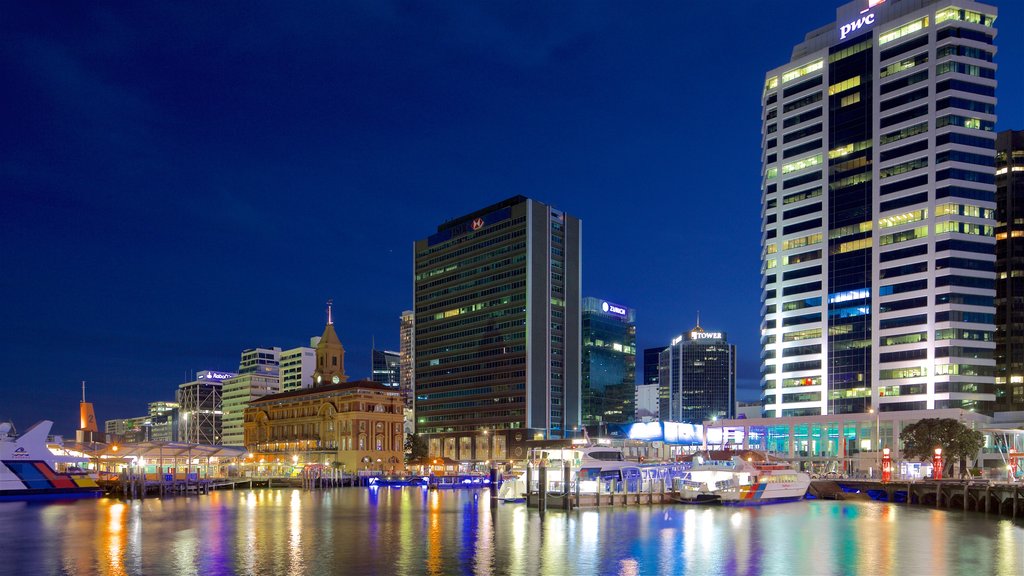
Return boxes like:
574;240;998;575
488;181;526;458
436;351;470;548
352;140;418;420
660;325;736;424
996;130;1024;410
177;370;234;445
581;297;636;427
761;0;998;417
414;196;582;462
372;349;401;388
281;341;317;392
221;347;282;446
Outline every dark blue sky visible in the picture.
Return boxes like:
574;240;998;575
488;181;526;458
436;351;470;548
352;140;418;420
3;1;1021;434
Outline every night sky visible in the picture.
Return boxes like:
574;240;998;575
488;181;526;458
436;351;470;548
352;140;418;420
3;1;1022;434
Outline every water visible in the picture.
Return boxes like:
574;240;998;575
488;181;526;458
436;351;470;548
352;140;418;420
2;488;1022;575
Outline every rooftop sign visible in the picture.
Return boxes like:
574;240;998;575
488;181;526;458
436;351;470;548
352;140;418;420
839;0;886;40
600;301;628;317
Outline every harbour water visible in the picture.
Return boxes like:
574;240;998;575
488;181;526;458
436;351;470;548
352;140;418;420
2;488;1022;575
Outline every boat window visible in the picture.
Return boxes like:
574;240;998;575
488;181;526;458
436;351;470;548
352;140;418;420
589;451;624;461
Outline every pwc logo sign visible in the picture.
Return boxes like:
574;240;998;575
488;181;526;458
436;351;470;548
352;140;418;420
840;0;886;40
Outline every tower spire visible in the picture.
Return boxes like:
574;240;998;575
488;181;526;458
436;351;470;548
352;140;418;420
81;380;86;404
327;299;334;326
696;310;701;330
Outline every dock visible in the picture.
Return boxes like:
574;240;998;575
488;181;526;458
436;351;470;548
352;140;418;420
809;479;1024;519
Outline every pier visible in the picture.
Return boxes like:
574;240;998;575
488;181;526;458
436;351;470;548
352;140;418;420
810;479;1024;519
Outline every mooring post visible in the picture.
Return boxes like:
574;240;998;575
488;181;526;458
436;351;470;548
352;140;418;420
526;464;533;508
538;464;547;514
563;461;571;511
490;467;498;508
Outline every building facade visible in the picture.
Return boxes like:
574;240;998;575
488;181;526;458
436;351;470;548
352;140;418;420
634;383;660;423
243;312;404;473
581;297;636;427
371;350;401;388
414;196;582;462
761;0;998;418
659;325;736;424
148;401;179;442
643;347;664;386
280;341;317;392
221;347;282;446
996;130;1024;410
177;370;234;445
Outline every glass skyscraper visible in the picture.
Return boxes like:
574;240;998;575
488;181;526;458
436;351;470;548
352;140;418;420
414;196;582;462
581;297;636;427
761;0;998;417
659;325;736;424
996;130;1024;410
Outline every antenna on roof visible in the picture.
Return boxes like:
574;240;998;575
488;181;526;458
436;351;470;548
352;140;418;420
696;310;701;329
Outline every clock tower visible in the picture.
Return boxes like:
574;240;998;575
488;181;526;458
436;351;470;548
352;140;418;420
313;300;348;386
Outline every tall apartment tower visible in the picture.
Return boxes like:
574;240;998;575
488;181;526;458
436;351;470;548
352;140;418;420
996;130;1024;410
221;347;281;446
280;339;318;392
761;0;998;417
581;297;636;427
399;310;415;407
414;196;582;462
659;324;736;424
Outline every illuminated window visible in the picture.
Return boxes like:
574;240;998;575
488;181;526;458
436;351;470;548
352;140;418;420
766;167;778;179
880;53;928;78
828;76;861;96
828;140;871;160
829;39;872;63
879;226;928;246
765;259;778;270
879;366;928;379
935;6;995;27
783;328;821;342
782;233;823;251
879;209;928;229
881;332;927;346
782;60;823;83
833;238;872;254
782;154;822;175
841;92;861;107
878;16;929;45
765;244;778;255
765;76;779;92
934;221;994;236
935;203;992;219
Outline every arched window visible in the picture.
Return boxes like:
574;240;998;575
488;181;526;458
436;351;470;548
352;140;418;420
358;434;366;450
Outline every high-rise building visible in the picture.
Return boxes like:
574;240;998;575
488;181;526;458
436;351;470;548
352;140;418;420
177;370;234;445
148;401;179;442
399;310;415;405
414;196;582;462
660;324;736;424
996;130;1024;410
634;383;660;423
761;0;998;418
280;340;318;392
400;310;416;435
372;349;401;388
582;297;636;427
643;347;664;386
221;347;281;446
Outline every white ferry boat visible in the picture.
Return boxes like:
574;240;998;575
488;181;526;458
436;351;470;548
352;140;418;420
0;421;101;499
496;445;687;502
676;452;810;506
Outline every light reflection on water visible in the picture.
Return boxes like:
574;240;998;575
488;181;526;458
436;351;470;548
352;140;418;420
1;490;1022;575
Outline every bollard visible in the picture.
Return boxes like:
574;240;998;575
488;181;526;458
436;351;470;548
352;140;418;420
539;464;547;514
490;468;499;508
563;461;571;511
526;465;533;508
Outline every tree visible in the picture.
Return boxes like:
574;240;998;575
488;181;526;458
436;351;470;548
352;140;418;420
899;418;983;477
404;432;428;461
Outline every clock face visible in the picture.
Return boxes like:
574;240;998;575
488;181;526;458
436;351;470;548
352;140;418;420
332;375;340;384
316;375;322;384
